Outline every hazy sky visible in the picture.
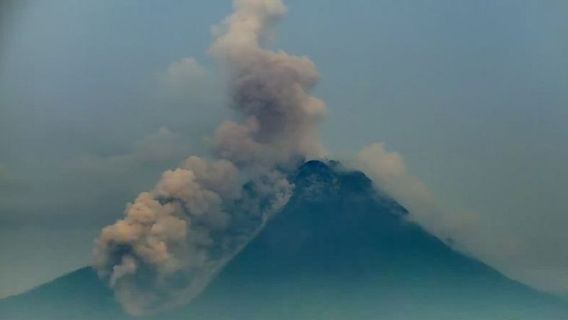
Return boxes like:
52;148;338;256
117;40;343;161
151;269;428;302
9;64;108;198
1;0;567;299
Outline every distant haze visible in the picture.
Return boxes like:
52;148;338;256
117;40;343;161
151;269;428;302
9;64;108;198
1;0;567;302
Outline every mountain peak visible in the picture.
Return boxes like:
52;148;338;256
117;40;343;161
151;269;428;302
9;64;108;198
293;160;405;215
1;160;567;319
292;160;341;201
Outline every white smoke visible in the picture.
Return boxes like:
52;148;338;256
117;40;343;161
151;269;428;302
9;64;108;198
354;143;481;244
355;143;568;297
93;0;326;315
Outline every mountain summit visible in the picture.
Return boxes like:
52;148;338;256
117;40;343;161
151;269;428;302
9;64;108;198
1;161;566;319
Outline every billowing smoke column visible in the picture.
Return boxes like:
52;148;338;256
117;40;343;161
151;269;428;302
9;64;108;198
211;0;326;168
93;0;326;315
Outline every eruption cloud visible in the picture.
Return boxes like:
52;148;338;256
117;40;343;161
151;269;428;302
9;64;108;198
211;0;326;168
92;0;326;315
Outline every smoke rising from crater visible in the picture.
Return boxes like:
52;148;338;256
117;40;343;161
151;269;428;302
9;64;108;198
211;0;326;168
92;0;326;315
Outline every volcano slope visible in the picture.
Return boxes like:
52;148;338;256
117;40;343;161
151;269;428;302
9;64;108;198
1;160;566;320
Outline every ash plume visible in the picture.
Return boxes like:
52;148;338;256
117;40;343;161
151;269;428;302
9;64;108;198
92;0;326;315
211;0;326;168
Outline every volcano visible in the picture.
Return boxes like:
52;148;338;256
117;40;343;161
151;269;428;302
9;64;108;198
1;160;566;319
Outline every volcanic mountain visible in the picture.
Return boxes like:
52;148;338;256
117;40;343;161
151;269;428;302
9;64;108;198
1;160;566;319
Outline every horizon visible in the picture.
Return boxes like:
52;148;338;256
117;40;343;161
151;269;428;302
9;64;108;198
1;0;567;317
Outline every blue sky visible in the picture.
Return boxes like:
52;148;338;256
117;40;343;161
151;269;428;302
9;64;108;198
1;0;567;298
